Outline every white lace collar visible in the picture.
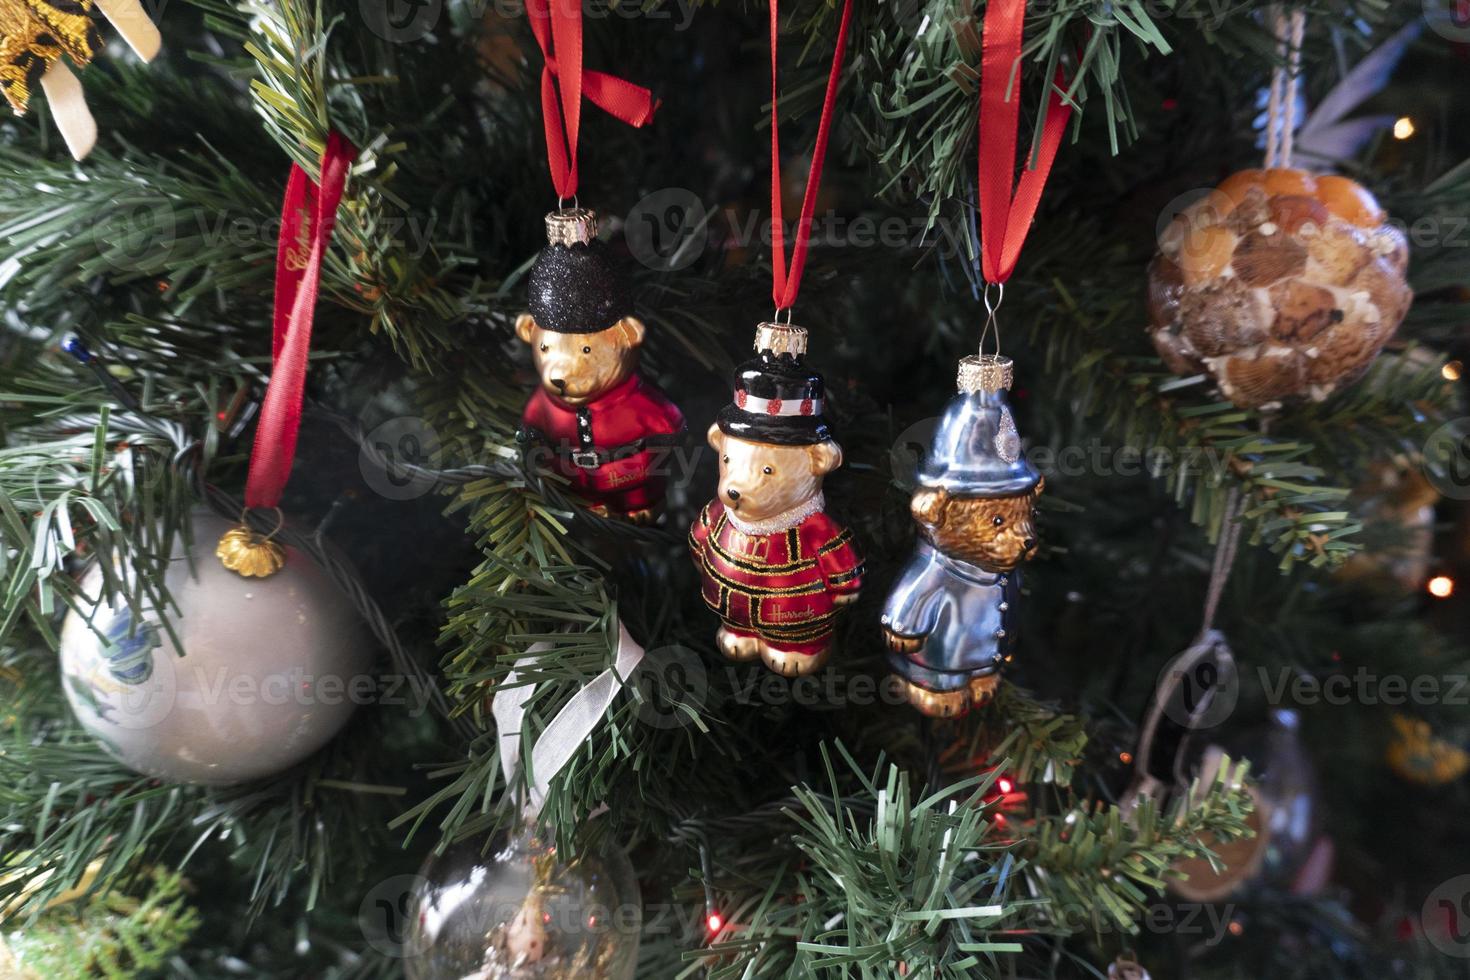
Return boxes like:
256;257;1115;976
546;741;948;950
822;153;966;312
724;492;825;536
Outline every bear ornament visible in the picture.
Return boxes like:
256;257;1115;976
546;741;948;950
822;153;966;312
689;323;864;678
882;354;1042;718
516;208;685;523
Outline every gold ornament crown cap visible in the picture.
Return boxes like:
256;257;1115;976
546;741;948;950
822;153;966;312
753;322;808;357
216;509;286;578
544;208;598;247
957;354;1014;394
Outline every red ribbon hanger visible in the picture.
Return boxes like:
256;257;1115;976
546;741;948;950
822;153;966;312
769;0;854;314
244;132;357;509
977;0;1073;284
527;0;660;201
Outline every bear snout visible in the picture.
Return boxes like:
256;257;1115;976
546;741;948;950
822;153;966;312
550;377;567;392
725;488;741;502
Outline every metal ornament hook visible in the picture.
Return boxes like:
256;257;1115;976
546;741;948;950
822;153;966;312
773;306;795;325
241;505;286;541
979;281;1005;358
556;194;580;212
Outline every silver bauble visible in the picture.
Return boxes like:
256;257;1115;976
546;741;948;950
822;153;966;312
59;509;372;785
405;827;641;980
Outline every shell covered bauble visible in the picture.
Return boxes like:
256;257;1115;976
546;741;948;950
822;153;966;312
1147;168;1412;410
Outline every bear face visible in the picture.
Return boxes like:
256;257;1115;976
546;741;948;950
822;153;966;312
707;421;842;524
912;482;1042;572
515;313;646;406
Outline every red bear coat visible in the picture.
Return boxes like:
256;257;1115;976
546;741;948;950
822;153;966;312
522;374;685;514
688;497;863;657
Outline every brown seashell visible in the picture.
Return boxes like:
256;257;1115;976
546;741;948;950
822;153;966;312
1231;231;1307;287
1181;279;1268;356
1267;195;1330;236
1314;174;1385;227
1269;280;1338;343
1150;325;1206;376
1147;255;1184;329
1302;298;1385;389
1158;213;1189;259
1373;222;1410;276
1350;258;1414;341
1262;167;1318;198
1178;224;1238;285
1224;186;1272;235
1186;189;1238;229
1219;348;1306;409
1216;169;1265;206
1302;218;1372;286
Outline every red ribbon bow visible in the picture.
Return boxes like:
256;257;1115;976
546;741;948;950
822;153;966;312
769;0;854;314
977;0;1073;284
527;0;660;200
244;131;357;509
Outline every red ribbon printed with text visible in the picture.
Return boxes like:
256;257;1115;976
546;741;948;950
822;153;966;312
244;132;357;509
770;0;854;313
527;0;660;200
977;0;1073;284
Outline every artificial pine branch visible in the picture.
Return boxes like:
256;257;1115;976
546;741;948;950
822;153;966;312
0;868;199;978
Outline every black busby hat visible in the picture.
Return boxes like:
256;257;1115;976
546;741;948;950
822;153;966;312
716;323;831;446
527;209;633;335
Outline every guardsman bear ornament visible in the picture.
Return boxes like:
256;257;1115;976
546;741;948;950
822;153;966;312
516;208;685;523
882;354;1042;718
689;323;863;677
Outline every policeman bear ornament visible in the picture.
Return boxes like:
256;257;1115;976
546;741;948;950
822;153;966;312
882;354;1042;718
689;324;863;678
516;208;685;523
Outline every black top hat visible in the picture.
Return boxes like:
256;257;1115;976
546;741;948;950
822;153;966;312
527;209;633;335
716;324;831;446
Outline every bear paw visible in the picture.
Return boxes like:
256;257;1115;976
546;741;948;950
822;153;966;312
882;626;926;655
761;644;830;678
893;675;973;719
715;626;762;663
968;672;1002;707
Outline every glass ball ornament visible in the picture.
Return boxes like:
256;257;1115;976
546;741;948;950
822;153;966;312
405;826;641;980
58;509;372;785
1170;708;1328;901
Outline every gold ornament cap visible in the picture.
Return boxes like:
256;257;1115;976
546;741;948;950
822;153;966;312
957;354;1014;394
753;322;808;357
544;208;598;247
216;510;286;578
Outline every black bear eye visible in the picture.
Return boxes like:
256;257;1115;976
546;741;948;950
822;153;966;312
763;466;773;474
992;515;1005;527
539;344;548;352
722;455;729;463
582;345;592;354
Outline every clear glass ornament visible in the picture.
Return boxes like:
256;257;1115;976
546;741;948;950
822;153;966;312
405;827;640;980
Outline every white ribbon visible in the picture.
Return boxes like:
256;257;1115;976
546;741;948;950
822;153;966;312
491;622;646;818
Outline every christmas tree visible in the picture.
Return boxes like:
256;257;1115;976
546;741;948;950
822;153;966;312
1;0;1468;976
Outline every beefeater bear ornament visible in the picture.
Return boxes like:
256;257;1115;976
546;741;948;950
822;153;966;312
516;208;685;523
882;354;1042;718
689;323;864;678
